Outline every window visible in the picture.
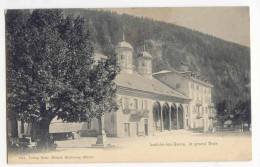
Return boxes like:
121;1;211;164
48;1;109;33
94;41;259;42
124;123;130;137
200;107;203;116
118;55;122;64
191;83;194;89
87;120;91;129
120;55;126;67
143;100;148;110
124;97;129;109
136;123;139;136
20;120;25;134
133;99;138;109
196;85;199;90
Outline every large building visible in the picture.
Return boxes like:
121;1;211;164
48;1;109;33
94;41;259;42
8;35;215;139
79;36;215;137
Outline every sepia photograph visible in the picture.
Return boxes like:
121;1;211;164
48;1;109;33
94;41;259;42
5;7;251;163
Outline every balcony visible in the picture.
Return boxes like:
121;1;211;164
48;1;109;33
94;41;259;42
129;109;149;121
122;108;131;114
208;116;215;120
196;100;202;106
196;110;203;119
132;109;149;117
196;113;203;119
208;102;215;108
123;108;149;117
208;113;216;119
196;115;203;119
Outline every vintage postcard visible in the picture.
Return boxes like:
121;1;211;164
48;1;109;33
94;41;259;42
6;7;251;163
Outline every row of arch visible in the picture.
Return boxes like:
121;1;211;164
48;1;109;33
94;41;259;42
153;102;184;131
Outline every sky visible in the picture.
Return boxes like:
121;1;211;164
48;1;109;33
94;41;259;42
108;7;250;47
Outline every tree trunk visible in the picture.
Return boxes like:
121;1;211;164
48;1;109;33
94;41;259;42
11;117;18;137
36;117;53;149
36;98;55;149
95;115;107;145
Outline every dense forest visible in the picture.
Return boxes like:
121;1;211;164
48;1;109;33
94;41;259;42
65;9;250;107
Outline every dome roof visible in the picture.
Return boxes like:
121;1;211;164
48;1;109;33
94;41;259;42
138;51;152;59
116;41;133;50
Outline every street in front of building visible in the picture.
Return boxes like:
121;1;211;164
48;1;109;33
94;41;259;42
8;130;251;163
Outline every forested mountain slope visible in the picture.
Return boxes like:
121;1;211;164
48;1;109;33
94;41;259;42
65;9;250;105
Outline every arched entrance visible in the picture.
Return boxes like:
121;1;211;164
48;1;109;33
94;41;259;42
171;104;177;130
162;103;170;130
153;102;161;131
178;104;184;129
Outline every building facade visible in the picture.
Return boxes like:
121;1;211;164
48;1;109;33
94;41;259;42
83;36;215;137
153;69;215;132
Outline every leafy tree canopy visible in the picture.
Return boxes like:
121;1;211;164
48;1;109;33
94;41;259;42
6;9;119;145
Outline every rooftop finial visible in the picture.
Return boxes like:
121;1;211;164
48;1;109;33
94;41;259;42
143;42;146;51
123;31;125;41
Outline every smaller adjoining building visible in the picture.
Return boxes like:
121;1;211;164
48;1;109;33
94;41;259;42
153;66;215;132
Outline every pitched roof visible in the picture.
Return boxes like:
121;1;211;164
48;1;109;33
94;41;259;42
153;70;213;88
114;72;189;100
